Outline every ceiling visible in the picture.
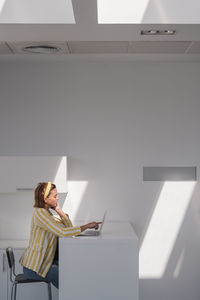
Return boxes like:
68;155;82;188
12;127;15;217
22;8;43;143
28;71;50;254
1;0;200;55
1;24;200;45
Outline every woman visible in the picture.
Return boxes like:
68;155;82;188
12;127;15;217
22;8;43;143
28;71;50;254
19;182;101;289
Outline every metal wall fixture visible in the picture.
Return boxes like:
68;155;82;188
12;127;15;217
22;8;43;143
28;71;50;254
143;166;197;181
141;30;176;35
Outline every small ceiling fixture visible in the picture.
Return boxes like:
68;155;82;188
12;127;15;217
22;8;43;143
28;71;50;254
22;45;60;54
141;30;176;36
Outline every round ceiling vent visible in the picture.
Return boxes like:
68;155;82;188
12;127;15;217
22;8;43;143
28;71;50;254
22;45;60;54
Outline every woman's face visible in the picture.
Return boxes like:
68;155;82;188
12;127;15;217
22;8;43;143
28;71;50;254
44;188;59;209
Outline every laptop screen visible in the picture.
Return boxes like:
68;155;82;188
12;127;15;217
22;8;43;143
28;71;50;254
98;210;107;232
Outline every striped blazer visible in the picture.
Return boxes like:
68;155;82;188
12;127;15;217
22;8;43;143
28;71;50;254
19;208;81;277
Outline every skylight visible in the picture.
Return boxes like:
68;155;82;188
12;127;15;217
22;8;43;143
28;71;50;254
0;0;75;23
98;0;150;24
97;0;200;24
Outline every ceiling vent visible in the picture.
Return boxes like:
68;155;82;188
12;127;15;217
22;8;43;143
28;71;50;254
8;42;69;54
22;45;60;54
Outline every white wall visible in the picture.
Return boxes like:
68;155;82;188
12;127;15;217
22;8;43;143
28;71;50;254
0;56;200;300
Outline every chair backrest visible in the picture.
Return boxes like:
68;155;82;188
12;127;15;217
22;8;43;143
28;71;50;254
6;247;15;269
6;247;16;283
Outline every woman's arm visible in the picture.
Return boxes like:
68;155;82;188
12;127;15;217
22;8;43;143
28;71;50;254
35;207;101;237
54;203;67;219
54;203;102;232
35;208;81;237
52;202;73;227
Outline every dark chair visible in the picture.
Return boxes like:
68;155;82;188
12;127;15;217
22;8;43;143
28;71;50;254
6;247;52;300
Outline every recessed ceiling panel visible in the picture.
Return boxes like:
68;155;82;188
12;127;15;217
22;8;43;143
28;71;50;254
0;0;75;23
68;41;129;53
128;41;191;53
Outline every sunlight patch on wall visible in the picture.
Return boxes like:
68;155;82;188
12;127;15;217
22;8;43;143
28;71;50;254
139;182;195;278
62;181;88;222
98;0;150;23
173;248;185;278
0;0;6;13
53;156;67;193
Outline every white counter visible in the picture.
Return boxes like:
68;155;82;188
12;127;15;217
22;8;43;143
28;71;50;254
59;222;138;300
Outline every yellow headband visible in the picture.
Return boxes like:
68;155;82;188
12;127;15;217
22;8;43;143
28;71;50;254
44;182;51;199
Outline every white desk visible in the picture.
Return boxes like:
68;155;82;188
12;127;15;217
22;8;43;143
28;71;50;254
59;222;138;300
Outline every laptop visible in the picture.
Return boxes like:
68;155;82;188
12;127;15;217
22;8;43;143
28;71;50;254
77;211;107;237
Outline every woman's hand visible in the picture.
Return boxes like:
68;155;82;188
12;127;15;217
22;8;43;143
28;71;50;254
54;202;62;213
53;203;68;219
87;222;101;229
80;222;102;232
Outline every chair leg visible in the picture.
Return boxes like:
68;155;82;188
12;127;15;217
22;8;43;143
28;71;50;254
13;283;17;300
10;283;14;300
47;282;52;300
